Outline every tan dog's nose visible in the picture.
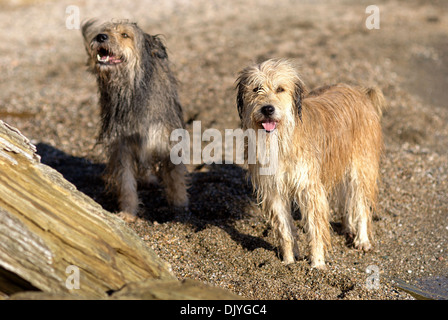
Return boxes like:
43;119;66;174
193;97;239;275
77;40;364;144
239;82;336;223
261;105;275;116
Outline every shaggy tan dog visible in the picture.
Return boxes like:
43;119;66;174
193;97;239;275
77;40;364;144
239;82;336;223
236;59;386;268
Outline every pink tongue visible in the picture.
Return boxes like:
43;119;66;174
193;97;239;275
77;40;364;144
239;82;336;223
262;121;277;132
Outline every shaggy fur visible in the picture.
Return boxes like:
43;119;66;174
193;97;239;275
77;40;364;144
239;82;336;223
82;19;188;222
236;59;386;269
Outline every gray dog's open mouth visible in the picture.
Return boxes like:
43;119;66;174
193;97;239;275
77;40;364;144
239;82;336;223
96;47;123;65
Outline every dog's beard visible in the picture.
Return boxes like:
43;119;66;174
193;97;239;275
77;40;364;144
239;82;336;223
254;114;295;154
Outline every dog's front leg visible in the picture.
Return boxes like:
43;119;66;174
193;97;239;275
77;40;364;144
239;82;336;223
263;193;299;264
161;161;189;208
107;139;139;222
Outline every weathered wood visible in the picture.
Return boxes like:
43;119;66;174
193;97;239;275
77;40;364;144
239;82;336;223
7;279;243;300
0;120;192;299
110;278;244;300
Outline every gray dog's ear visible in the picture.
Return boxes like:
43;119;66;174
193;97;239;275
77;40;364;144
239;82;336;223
81;19;98;42
81;19;101;56
294;78;306;122
144;33;168;60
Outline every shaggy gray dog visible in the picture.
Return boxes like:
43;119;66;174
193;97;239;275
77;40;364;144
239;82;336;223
82;20;188;222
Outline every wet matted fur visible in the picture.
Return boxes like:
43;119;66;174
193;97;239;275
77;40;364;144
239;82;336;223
236;59;386;269
82;19;188;222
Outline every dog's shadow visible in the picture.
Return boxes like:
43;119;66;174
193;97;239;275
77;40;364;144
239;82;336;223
36;143;115;212
181;163;275;252
37;143;274;253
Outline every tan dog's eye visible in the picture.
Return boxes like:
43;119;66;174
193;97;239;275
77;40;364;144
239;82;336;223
276;86;285;93
122;33;130;38
253;86;261;93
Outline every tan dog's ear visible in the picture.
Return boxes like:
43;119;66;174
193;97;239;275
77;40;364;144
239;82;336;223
294;78;306;122
235;73;247;121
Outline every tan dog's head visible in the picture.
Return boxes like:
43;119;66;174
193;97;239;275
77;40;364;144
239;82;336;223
236;59;306;134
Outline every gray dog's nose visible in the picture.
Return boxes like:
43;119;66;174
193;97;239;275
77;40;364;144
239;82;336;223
96;33;108;43
261;105;275;116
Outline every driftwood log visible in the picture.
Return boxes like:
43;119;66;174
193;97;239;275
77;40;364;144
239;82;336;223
0;120;240;300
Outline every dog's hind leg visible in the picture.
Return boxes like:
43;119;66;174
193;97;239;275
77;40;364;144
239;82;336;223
299;182;331;269
342;162;377;252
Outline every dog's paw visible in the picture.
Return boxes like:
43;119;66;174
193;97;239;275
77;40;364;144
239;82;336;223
169;195;189;209
117;211;138;223
354;240;372;252
310;260;327;270
282;256;296;265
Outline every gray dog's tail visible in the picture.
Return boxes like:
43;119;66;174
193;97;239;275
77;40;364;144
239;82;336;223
363;87;387;118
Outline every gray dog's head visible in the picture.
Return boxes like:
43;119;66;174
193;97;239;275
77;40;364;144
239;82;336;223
81;19;167;79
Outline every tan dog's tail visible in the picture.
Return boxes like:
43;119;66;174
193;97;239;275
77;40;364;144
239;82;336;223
363;87;387;118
